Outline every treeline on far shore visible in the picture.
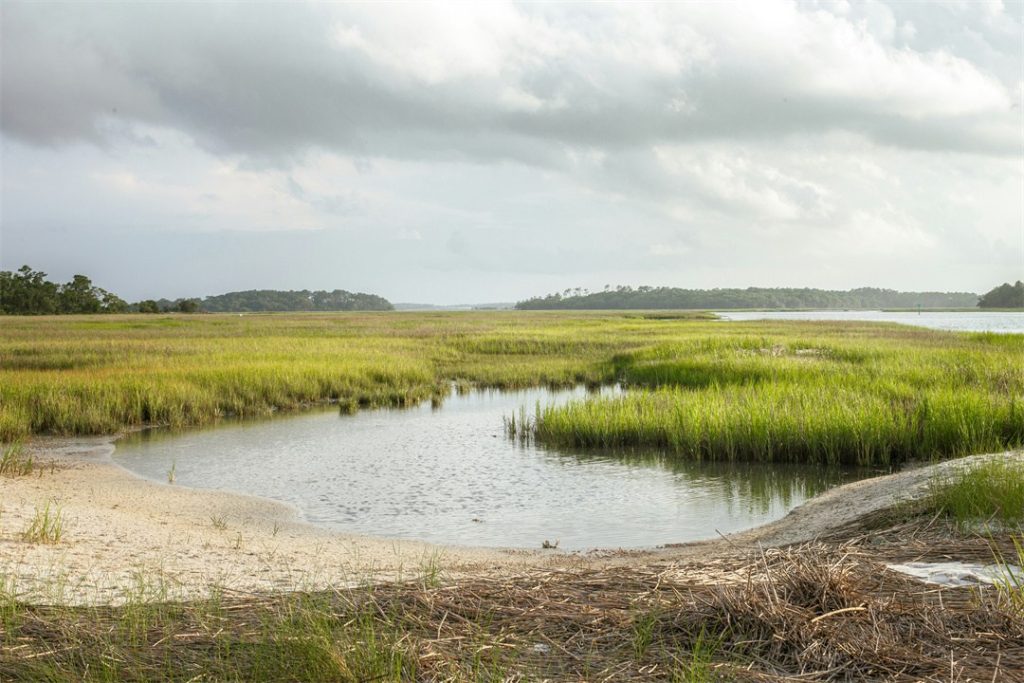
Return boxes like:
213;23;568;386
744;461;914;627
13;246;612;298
0;266;393;315
516;284;1021;310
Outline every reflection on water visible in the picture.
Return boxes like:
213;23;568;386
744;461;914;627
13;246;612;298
558;448;878;518
115;385;874;550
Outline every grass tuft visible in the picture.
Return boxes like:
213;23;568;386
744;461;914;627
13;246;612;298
927;458;1024;525
21;503;64;544
992;536;1024;615
0;441;32;477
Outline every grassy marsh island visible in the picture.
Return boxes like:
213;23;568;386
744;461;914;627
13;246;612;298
530;329;1024;466
2;311;1023;681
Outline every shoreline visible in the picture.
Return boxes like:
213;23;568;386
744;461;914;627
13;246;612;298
2;436;1020;605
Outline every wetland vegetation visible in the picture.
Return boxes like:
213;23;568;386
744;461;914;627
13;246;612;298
2;312;1021;470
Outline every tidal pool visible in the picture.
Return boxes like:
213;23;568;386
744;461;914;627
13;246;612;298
115;385;874;550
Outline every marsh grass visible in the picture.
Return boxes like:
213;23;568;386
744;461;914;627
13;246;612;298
21;503;63;544
993;536;1024;615
927;458;1024;526
0;441;32;477
0;573;19;631
631;606;660;661
502;404;536;443
675;627;724;682
531;330;1024;466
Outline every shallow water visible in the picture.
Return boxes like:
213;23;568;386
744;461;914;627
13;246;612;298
887;561;1022;587
115;385;874;550
717;310;1024;333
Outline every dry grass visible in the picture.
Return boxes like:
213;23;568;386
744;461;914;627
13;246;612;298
2;542;1020;681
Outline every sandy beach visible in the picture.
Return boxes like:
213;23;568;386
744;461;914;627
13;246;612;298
2;436;1020;605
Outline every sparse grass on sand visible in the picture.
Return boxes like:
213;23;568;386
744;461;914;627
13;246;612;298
19;503;64;544
0;441;32;477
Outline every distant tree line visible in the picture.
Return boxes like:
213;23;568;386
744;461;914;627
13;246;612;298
515;286;981;310
0;266;394;314
978;281;1024;309
199;289;393;312
0;266;129;314
136;298;203;314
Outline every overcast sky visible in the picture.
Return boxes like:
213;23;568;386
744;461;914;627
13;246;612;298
2;1;1022;303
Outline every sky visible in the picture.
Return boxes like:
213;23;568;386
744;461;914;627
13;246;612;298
1;1;1022;304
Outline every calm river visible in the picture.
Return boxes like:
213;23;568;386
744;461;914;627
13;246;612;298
114;385;873;550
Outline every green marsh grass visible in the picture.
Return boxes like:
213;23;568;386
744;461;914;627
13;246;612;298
1;312;1021;467
0;441;32;476
993;536;1024;615
926;458;1024;525
531;327;1024;466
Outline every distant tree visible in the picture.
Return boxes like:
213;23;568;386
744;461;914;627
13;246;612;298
57;274;104;313
978;281;1024;309
0;266;59;314
175;298;201;313
100;290;129;313
137;300;161;313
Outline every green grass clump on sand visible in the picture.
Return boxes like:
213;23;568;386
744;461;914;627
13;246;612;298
20;503;64;544
926;458;1024;525
0;441;32;476
0;311;1022;466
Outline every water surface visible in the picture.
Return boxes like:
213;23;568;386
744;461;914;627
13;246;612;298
115;386;873;550
716;310;1024;333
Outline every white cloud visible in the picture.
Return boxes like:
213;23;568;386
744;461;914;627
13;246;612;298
653;145;833;222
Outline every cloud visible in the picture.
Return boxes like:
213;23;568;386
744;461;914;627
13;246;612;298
1;1;1020;302
2;1;1018;161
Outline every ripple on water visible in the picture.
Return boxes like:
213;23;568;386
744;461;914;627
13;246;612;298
114;385;874;550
